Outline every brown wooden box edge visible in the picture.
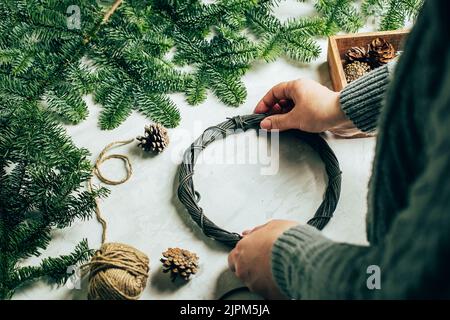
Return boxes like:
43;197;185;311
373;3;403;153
327;30;410;92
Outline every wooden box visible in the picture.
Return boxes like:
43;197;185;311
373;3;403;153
327;30;409;92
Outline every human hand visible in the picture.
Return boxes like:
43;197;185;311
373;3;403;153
254;79;347;132
228;220;299;299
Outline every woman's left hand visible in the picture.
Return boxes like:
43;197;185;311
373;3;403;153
228;219;299;299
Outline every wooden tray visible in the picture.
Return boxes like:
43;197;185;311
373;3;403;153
327;30;409;92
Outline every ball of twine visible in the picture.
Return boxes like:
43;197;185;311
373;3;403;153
86;139;150;300
88;243;149;300
177;114;342;247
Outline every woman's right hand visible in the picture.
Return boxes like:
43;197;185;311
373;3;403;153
254;79;348;133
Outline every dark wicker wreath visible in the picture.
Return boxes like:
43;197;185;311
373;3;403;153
177;114;342;247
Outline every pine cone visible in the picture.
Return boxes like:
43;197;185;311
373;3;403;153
344;61;371;83
345;46;369;63
368;37;396;67
161;248;199;281
137;123;169;153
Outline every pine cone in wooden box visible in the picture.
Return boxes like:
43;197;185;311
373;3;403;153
368;37;396;67
345;46;370;63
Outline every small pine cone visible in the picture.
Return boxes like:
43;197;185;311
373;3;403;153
160;248;199;281
345;46;369;63
368;37;396;67
344;61;371;83
137;123;169;153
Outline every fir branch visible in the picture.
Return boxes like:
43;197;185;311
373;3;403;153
1;0;419;129
246;6;282;36
361;0;387;17
257;33;284;62
314;0;363;34
86;1;183;128
7;220;52;260
173;30;257;106
361;0;423;30
380;0;406;30
185;73;208;105
0;102;104;299
207;67;247;107
10;239;94;291
284;35;322;63
247;8;323;63
43;84;88;124
96;79;133;130
379;0;423;30
135;90;181;127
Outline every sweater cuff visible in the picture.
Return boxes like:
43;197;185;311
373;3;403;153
271;224;334;299
339;63;393;133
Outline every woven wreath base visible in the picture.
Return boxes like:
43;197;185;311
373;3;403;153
177;114;342;247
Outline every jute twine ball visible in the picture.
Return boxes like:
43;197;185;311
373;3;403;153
87;242;150;300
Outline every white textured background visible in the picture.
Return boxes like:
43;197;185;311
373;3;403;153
13;0;376;300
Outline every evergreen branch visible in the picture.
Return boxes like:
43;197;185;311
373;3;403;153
97;83;133;130
315;0;363;34
10;239;94;292
284;35;322;63
361;0;423;30
207;67;247;107
185;72;208;105
246;6;282;35
403;0;424;19
135;89;181;128
284;17;328;37
2;0;418;129
379;0;423;30
7;220;52;260
43;85;88;124
361;0;387;17
258;34;284;62
0;101;102;299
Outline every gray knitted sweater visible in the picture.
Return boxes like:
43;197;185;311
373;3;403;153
271;0;450;299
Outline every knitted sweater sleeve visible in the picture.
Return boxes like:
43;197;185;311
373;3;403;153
271;80;450;299
337;62;396;133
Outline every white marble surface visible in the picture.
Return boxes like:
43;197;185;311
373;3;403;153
13;1;376;300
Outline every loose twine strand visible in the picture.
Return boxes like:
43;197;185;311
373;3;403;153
102;0;123;24
87;139;134;244
177;114;342;248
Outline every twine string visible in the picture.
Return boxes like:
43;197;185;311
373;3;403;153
87;139;134;244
